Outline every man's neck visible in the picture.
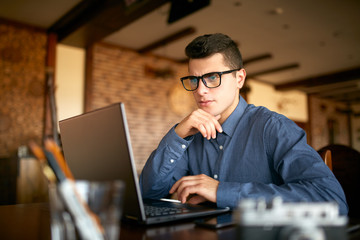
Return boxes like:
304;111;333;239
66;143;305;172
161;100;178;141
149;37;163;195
218;95;240;124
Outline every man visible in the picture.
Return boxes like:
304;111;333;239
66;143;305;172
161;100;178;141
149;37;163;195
139;33;348;215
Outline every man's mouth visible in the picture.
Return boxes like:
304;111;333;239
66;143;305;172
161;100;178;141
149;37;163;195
198;100;213;107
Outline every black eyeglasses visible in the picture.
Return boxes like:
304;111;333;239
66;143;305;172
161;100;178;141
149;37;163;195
180;69;240;91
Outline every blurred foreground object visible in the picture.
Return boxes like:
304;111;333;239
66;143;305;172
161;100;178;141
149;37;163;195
236;197;348;240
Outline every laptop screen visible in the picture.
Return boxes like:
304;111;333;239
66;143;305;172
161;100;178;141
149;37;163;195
59;103;146;222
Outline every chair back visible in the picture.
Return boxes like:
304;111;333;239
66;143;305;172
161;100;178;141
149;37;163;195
318;144;360;218
318;149;333;171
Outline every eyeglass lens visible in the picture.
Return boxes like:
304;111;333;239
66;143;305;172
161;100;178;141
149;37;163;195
183;72;221;91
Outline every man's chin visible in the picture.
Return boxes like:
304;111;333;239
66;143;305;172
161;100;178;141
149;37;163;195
198;107;219;116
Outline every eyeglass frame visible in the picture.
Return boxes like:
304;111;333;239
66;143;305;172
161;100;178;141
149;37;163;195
180;68;240;91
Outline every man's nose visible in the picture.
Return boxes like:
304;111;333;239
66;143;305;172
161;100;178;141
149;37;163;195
196;78;208;94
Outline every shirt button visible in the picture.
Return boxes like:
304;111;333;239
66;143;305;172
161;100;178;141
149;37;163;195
181;144;186;149
170;159;175;163
214;174;218;179
219;145;223;150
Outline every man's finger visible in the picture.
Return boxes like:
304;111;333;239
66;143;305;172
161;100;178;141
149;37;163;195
213;115;223;133
195;123;206;139
169;175;194;194
177;184;199;203
187;195;207;205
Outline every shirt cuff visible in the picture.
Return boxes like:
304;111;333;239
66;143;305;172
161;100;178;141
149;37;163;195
160;126;193;157
217;182;240;209
156;126;193;175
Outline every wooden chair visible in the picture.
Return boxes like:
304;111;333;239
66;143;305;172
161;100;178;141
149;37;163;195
318;149;333;171
318;144;360;218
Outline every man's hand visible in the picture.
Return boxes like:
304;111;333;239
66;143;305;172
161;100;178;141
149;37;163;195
169;174;219;204
175;109;223;140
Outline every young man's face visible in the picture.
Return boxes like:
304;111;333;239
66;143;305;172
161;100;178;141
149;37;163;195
188;53;246;123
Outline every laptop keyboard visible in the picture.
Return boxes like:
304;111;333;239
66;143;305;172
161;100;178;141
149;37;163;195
145;205;190;217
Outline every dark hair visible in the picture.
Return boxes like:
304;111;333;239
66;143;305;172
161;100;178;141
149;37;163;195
185;33;243;69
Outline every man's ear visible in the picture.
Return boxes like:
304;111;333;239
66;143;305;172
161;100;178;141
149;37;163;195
237;68;246;89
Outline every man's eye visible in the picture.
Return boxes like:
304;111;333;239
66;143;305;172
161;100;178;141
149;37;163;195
205;73;219;82
189;78;198;84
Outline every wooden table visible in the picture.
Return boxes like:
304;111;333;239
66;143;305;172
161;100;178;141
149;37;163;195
0;203;51;240
0;203;359;240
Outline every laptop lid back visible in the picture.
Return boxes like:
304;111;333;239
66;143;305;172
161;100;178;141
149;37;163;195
59;103;146;222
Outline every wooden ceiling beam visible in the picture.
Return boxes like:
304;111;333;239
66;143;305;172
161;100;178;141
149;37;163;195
315;82;360;97
243;53;272;65
247;63;300;79
138;26;196;53
48;0;170;48
178;52;274;65
275;66;360;91
324;90;360;103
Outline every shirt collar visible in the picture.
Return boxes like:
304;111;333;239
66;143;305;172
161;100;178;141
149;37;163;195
221;96;247;137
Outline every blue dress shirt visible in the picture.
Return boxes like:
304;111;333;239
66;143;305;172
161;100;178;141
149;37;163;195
140;97;348;215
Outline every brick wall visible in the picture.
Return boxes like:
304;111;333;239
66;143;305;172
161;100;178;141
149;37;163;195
0;21;47;157
88;43;196;173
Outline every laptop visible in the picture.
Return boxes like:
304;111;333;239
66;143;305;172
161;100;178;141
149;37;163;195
59;102;230;225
